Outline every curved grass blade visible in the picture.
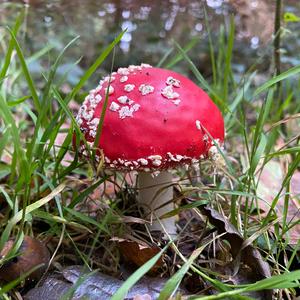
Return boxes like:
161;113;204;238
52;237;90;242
69;30;126;102
0;181;67;250
254;64;300;96
0;11;24;82
6;27;40;113
111;243;170;300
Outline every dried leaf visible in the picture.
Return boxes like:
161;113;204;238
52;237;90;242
200;205;272;299
0;236;50;283
117;239;164;272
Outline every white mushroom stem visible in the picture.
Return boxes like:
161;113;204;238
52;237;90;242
138;171;176;237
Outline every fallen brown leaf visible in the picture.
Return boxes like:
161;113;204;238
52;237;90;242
200;205;272;300
0;236;50;284
115;238;164;273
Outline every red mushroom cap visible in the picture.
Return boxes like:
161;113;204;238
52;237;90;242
75;64;224;171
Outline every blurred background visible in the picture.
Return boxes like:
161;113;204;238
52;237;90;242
0;0;299;88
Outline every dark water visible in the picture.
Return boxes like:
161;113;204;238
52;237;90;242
0;0;299;87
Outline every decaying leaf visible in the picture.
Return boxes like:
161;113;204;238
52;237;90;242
24;265;172;300
114;238;164;272
201;206;271;276
200;205;272;299
0;235;50;284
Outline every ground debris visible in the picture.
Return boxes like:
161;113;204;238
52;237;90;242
24;265;175;300
200;205;272;299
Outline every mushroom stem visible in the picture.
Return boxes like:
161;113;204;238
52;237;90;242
138;171;176;236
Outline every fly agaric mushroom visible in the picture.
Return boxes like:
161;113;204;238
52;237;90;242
75;64;224;236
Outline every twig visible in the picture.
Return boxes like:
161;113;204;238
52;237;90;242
274;0;282;78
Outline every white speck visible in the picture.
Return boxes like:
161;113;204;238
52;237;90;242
250;0;258;8
139;84;154;95
119;106;133;119
208;145;220;162
104;76;115;82
109;101;120;111
117;96;129;104
141;63;152;68
175;155;184;161
105;85;114;95
117;67;130;75
206;0;223;9
196;120;201;130
152;159;162;166
166;76;180;87
95;94;102;103
120;76;128;83
117;103;140;119
167;152;177;161
152;171;161;177
105;157;111;163
132;161;139;167
76;118;83;126
172;99;181;106
124;161;132;167
148;155;162;160
138;158;148;165
131;103;141;112
82;110;93;121
90;130;97;138
124;84;135;92
95;86;102;93
161;85;179;99
250;36;260;49
89;118;100;126
195;23;203;32
203;134;209;142
128;65;142;72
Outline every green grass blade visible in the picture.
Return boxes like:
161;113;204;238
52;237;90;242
254;64;300;96
69;30;126;102
68;177;108;209
0;11;24;82
6;27;41;113
7;95;30;107
41;36;80;110
0;181;67;250
158;239;217;300
204;6;217;86
173;41;226;110
165;38;199;69
222;16;235;102
111;244;170;300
